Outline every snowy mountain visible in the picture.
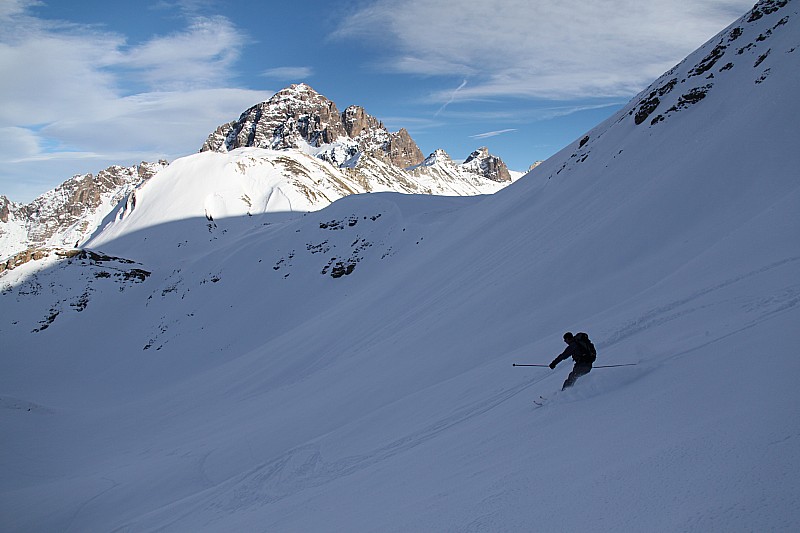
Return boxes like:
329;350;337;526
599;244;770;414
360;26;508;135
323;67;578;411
1;1;799;531
0;161;167;265
0;84;513;267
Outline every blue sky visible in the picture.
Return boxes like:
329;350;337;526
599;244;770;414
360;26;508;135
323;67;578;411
0;0;753;202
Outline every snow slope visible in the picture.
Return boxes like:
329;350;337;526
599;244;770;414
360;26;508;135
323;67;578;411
1;1;799;531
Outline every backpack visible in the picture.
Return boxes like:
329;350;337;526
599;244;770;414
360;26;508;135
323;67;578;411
573;332;597;364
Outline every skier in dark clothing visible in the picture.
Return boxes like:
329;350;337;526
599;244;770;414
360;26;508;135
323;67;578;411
550;331;594;390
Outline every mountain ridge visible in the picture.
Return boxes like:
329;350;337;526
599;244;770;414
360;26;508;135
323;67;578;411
1;84;517;264
200;83;512;180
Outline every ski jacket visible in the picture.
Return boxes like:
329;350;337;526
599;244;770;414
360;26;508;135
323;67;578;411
554;339;593;366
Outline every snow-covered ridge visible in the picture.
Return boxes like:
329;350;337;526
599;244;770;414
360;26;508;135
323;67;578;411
83;146;513;260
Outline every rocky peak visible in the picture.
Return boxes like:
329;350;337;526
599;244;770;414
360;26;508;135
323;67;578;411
382;128;425;169
420;149;453;167
343;105;383;138
202;83;348;153
201;84;425;170
462;147;512;182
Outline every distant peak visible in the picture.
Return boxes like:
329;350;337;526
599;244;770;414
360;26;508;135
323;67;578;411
464;147;490;163
421;149;452;167
461;147;511;183
284;82;315;93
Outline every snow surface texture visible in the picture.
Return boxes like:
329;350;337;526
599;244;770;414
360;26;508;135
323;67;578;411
1;1;799;531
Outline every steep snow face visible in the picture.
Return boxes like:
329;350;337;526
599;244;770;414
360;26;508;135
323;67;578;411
1;2;799;531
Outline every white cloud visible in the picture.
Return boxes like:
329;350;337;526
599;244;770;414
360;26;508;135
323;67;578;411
261;66;314;80
335;0;755;101
0;126;41;160
0;5;271;200
40;88;272;154
118;16;245;90
0;7;253;125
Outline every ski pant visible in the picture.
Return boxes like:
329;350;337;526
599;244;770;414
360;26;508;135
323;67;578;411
562;363;592;390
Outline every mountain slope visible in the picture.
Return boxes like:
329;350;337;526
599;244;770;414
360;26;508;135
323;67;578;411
1;1;799;531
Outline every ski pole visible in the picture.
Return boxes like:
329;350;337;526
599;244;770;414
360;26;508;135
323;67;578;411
513;363;636;368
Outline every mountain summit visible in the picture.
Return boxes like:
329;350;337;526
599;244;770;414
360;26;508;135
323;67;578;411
201;83;426;169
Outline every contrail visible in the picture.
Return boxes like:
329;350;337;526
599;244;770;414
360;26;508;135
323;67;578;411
470;128;517;139
435;79;468;117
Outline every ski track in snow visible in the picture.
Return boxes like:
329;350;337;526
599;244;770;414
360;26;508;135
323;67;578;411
125;377;540;529
602;255;800;350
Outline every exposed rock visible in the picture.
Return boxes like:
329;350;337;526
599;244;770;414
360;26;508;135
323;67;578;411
5;85;514;262
462;147;512;183
200;84;425;169
420;149;453;167
201;84;348;153
0;196;10;224
747;0;788;22
343;105;383;138
382;128;425;169
0;248;49;273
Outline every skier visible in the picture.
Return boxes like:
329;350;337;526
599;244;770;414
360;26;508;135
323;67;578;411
549;331;595;390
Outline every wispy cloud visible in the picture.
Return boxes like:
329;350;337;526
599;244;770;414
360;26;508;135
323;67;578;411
261;66;314;81
470;128;517;139
335;0;754;102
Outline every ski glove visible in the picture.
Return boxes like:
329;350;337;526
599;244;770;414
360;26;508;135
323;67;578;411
549;361;557;369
